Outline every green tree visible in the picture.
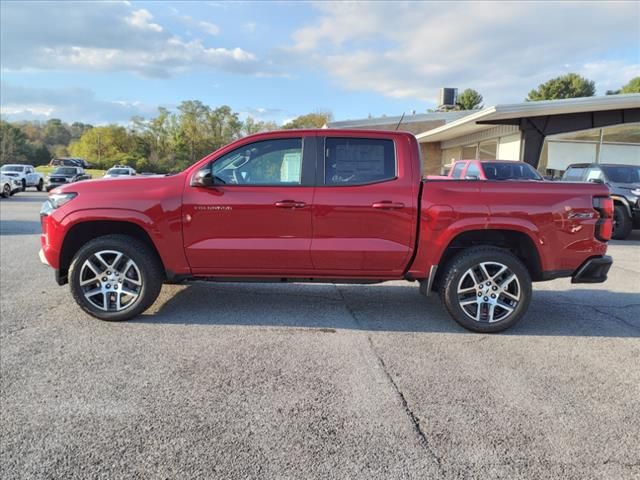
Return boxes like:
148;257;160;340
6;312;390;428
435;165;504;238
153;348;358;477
43;118;71;147
456;89;484;110
68;125;138;168
607;76;640;95
242;116;278;136
0;120;29;165
526;73;596;101
282;111;332;129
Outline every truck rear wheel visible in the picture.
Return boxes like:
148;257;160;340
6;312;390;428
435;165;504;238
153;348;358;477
439;247;532;333
612;205;632;240
68;234;164;321
37;179;44;192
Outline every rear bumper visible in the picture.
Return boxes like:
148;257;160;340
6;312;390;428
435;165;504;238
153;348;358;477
571;255;613;284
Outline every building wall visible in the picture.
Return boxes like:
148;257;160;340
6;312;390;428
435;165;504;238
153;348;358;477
420;142;442;176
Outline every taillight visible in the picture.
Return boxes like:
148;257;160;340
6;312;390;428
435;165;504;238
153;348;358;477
593;196;613;241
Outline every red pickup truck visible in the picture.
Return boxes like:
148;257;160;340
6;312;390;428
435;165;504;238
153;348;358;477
40;129;613;332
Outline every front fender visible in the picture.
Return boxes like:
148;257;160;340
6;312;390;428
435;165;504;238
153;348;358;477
57;208;190;276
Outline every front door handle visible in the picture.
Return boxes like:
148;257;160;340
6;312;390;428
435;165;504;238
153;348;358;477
275;200;306;209
372;201;405;209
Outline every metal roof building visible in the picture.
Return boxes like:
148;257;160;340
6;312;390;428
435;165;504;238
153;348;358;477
329;94;640;175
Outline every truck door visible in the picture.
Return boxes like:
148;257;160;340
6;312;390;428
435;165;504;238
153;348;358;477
310;135;418;275
182;135;316;274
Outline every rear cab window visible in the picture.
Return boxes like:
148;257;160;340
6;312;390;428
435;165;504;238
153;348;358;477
451;162;466;179
324;137;396;186
563;166;586;181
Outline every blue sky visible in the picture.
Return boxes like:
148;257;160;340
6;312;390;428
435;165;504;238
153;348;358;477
1;1;639;125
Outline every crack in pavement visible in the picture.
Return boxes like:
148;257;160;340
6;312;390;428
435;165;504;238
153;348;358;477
334;284;446;475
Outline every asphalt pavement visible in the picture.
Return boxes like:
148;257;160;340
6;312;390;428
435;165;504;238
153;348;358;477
1;191;639;479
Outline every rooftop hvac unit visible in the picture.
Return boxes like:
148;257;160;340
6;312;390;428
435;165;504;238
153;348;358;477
439;88;458;108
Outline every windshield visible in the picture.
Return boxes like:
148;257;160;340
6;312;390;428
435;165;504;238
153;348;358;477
108;169;130;175
483;162;542;180
601;165;640;184
53;167;77;175
1;166;25;172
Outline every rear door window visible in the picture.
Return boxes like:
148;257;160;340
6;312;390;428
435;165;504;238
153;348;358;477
324;138;395;185
465;162;481;179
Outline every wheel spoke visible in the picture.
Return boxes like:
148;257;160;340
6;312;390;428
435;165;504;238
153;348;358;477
496;300;515;313
80;275;99;286
467;269;480;286
490;265;508;280
479;263;491;282
83;288;102;299
93;253;112;270
488;303;497;322
460;298;478;306
110;252;123;269
499;274;516;289
121;286;139;297
501;289;520;301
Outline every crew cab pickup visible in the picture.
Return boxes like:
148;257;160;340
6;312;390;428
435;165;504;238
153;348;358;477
39;130;613;332
1;164;44;191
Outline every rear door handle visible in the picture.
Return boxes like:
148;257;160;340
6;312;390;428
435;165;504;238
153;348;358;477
275;200;306;209
372;201;405;209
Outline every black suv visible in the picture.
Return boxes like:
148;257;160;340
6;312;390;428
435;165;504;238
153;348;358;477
562;163;640;240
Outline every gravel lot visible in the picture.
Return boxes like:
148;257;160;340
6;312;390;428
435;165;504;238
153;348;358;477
1;191;639;479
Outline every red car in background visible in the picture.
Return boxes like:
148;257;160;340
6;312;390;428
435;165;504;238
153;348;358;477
428;159;543;181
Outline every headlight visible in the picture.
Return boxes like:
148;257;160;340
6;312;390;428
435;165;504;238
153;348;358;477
48;192;77;209
631;188;640;196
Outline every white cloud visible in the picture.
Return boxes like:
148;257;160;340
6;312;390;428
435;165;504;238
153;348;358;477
287;1;640;104
0;1;262;78
0;83;157;124
198;20;220;36
125;8;163;32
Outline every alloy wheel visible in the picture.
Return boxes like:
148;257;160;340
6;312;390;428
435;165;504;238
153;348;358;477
79;250;143;312
456;261;521;323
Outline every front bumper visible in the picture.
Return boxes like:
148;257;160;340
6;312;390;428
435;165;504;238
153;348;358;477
571;255;613;284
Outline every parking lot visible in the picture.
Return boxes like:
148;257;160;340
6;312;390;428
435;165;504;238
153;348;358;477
1;191;639;479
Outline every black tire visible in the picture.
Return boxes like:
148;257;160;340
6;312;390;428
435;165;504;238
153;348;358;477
439;247;532;333
612;204;632;240
68;234;164;321
1;183;10;198
21;179;26;192
36;179;44;191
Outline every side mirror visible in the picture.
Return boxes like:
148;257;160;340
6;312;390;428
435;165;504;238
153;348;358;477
588;178;604;184
465;175;479;180
191;167;213;187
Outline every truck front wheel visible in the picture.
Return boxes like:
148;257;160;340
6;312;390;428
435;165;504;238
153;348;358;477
68;234;164;321
439;247;532;333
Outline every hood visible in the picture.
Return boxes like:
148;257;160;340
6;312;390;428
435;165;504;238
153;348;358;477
56;175;176;195
608;181;640;192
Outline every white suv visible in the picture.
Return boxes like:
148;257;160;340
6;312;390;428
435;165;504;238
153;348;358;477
104;165;136;178
0;164;44;191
